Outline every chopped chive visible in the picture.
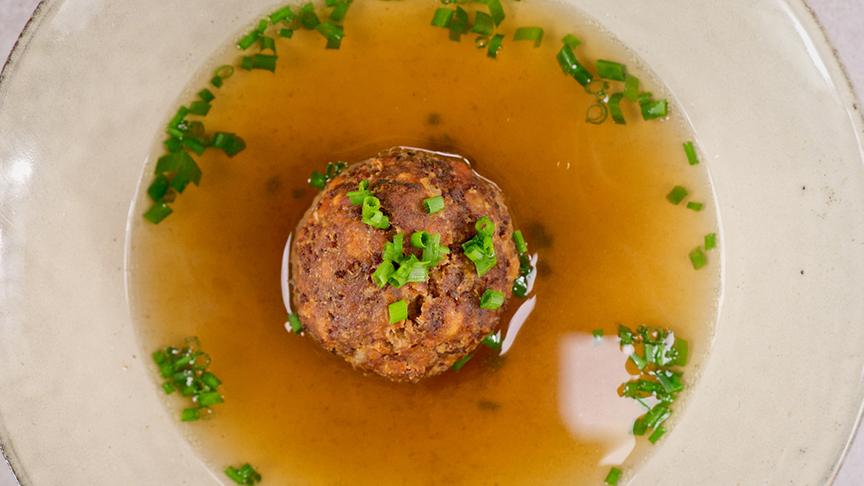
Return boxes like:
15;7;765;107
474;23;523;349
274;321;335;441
486;0;505;25
462;217;497;276
512;230;527;254
683;141;700;166
361;196;390;229
629;352;648;370
557;44;593;87
299;3;321;29
648;426;667;444
471;11;494;36
481;332;502;350
609;92;626;124
167;106;189;129
259;35;277;53
279;28;294;38
666;185;688;205
287;313;303;334
182;137;207;156
596;59;627;81
382;233;404;262
180;408;200;422
686;201;704;211
316;21;344;49
640;97;668;120
197;88;215;103
389;300;408;324
189;100;211;116
487;33;504;59
215;65;235;79
201;372;221;388
562;33;581;48
592;329;604;338
269;5;295;24
451;354;473;371
147;174;171;202
431;7;453;27
210;76;223;88
671;338;689;366
623;74;640;101
448;7;470;41
689;246;707;270
162;382;175;394
155;151;202;193
196;391;224;407
372;260;395;287
211;132;246;157
224;464;261;485
237;30;261;50
704;232;717;250
514;27;544;47
423;195;445;214
329;0;351;22
479;289;505;310
604;467;622;486
240;54;278;72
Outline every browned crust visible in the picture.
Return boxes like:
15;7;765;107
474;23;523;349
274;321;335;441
290;148;519;382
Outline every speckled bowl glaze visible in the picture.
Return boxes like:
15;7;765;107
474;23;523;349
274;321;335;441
1;0;862;484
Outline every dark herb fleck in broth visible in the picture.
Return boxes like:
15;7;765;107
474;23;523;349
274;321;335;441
129;1;719;484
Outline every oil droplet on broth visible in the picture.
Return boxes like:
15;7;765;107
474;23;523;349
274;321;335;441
129;1;720;484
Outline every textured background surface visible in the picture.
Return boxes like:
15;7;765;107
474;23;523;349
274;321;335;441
0;0;861;484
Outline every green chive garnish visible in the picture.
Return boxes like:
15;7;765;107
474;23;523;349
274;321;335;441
689;246;707;269
237;30;261;50
451;354;473;372
487;33;504;59
562;33;581;48
188;100;211;116
389;300;408;324
479;289;505;310
648;426;666;444
144;202;173;224
287;313;303;334
704;232;717;250
241;54;277;72
557;44;593;87
486;0;505;25
329;0;351;22
153;338;224;420
512;230;527;254
609;92;626;124
299;2;321;29
448;7;470;41
181;408;200;422
197;88;215;103
423;195;445;214
316;21;344;49
592;329;603;338
683;141;700;166
372;260;395;287
623;74;640;101
279;28;294;38
269;5;295;24
361;196;390;229
431;7;453;28
462;217;497;276
686;201;704;211
259;35;277;53
640;96;668;120
604;467;622;486
666;185;688;205
481;332;502;350
596;59;627;81
224;463;262;485
514;27;544;47
471;11;494;36
211;132;246;157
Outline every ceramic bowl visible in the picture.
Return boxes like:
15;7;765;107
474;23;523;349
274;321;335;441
1;0;862;484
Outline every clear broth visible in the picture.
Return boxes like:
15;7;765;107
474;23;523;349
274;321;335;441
129;1;720;483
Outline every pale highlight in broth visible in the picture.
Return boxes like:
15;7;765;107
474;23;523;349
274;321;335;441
129;1;720;483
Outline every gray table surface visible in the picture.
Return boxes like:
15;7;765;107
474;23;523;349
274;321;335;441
1;1;862;484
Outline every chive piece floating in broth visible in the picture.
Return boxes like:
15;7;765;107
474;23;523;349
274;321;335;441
640;95;668;120
562;33;581;48
705;232;717;250
686;201;704;211
197;88;215;103
557;44;593;87
683;140;700;166
287;313;303;334
211;132;247;157
299;2;321;29
279;28;294;38
623;74;640;101
609;92;626;124
389;300;408;324
472;11;495;36
666;185;688;205
486;0;506;26
269;5;295;24
487;33;505;59
514;27;544;47
512;230;527;254
317;21;345;49
143;202;173;224
449;7;470;41
329;0;351;22
462;216;497;277
604;467;622;486
259;35;277;53
596;59;627;81
224;463;262;485
431;7;453;28
592;329;604;338
241;54;278;72
451;354;474;372
481;332;502;350
689;246;708;269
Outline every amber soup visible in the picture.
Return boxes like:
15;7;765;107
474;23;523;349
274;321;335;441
129;1;720;483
